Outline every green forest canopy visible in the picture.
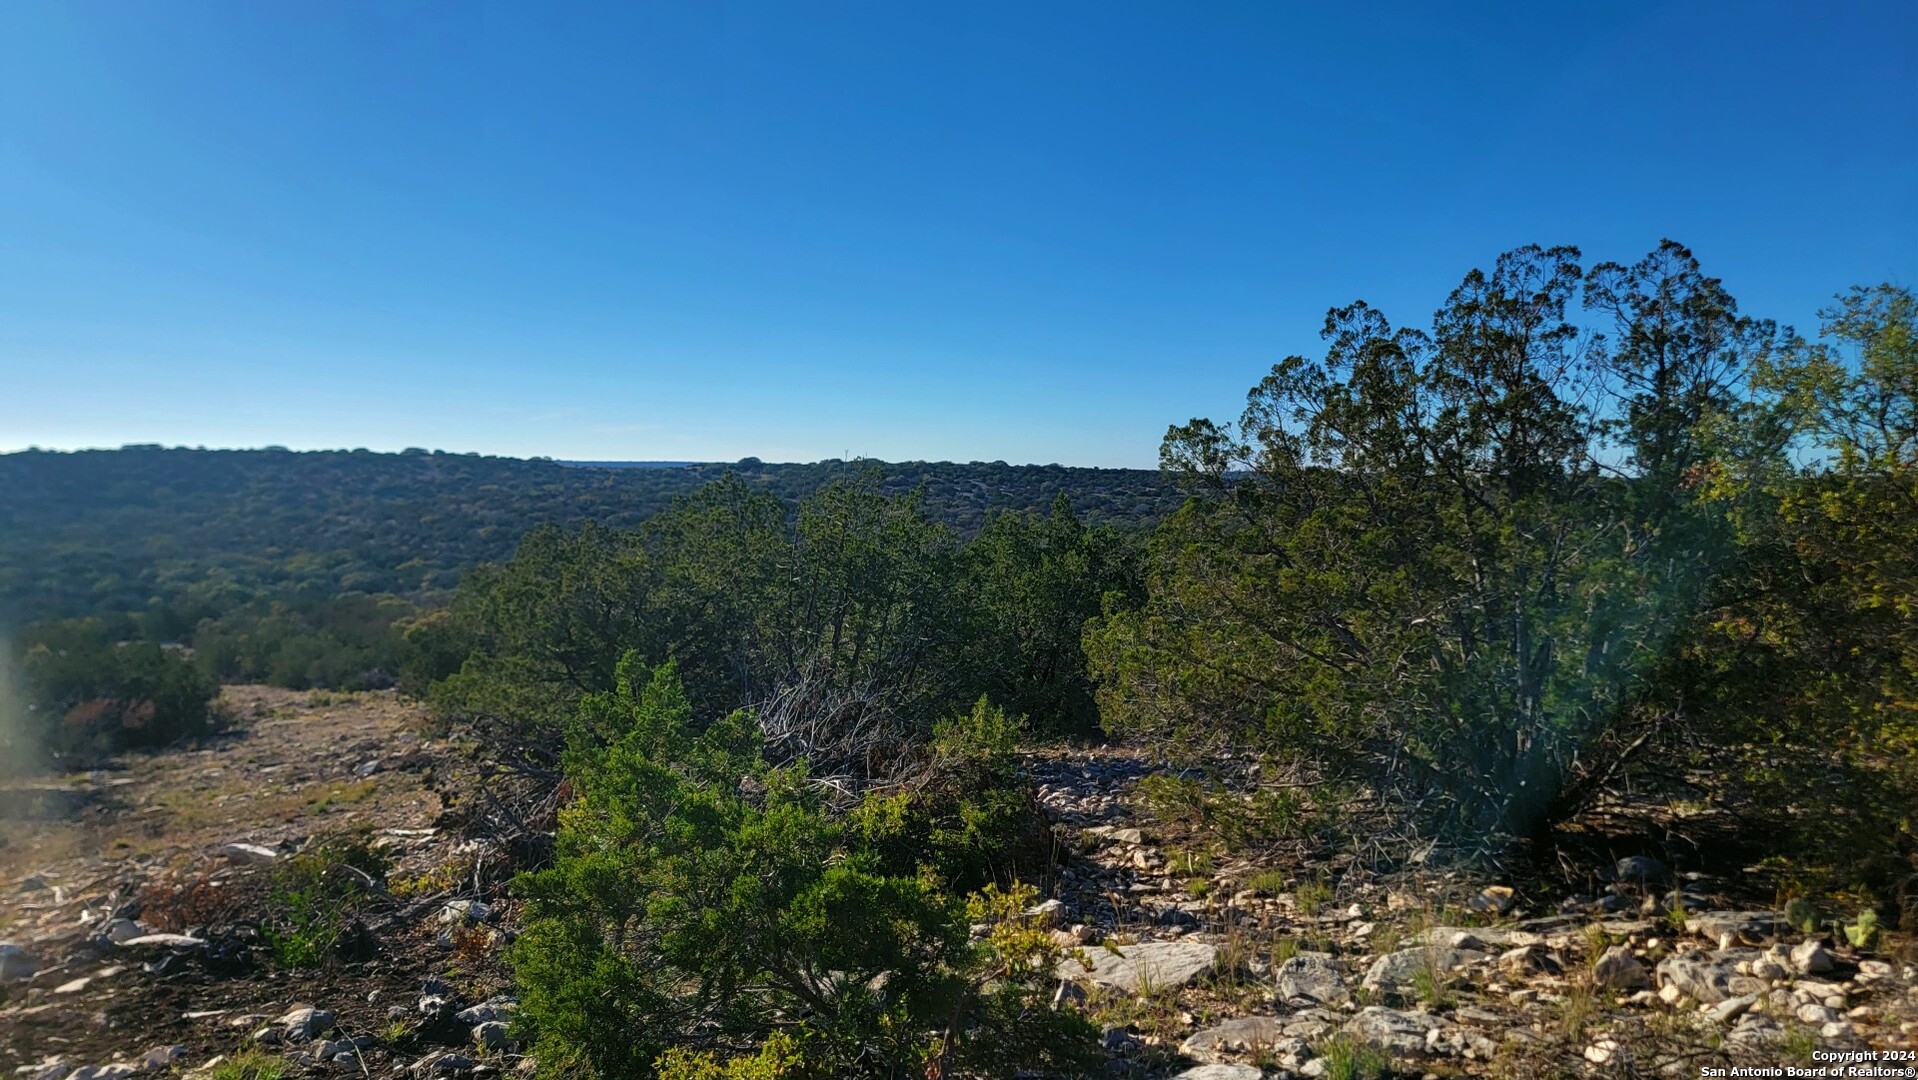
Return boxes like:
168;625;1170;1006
0;449;1179;626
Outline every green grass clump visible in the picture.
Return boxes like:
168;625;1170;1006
1244;869;1289;897
1296;878;1333;916
261;829;389;969
206;1051;288;1080
1314;1034;1390;1080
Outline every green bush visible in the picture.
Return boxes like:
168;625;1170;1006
262;831;389;969
847;698;1053;892
508;660;1097;1079
15;618;220;764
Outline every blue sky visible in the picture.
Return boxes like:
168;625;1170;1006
2;2;1913;467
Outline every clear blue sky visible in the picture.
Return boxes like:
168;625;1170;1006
2;2;1913;467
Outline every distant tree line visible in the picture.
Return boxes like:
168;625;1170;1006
0;447;1178;626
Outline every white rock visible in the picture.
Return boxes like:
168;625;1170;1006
115;933;205;949
1706;994;1758;1024
218;842;279;864
1794;1002;1839;1024
1361;946;1485;993
1790;938;1834;975
439;899;494;925
455;999;516;1025
1023;898;1069;925
1055;940;1218;992
1655;949;1767;1004
1274;952;1349;1005
1341;1005;1442;1055
1593;945;1651;989
279;1006;336;1041
1179;1016;1294;1062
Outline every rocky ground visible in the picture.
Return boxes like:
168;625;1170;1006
0;687;518;1079
1;702;1913;1078
1024;747;1918;1077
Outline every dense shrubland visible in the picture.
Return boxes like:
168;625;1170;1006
406;477;1135;1075
2;454;1150;763
0;448;1174;627
1087;244;1915;914
510;662;1097;1077
424;477;1138;746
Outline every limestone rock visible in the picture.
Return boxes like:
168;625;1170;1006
218;842;279;864
1024;898;1069;925
1584;1037;1625;1065
1789;939;1834;975
1592;945;1651;990
1056;940;1218;992
1361;946;1485;993
279;1005;336;1041
1656;950;1767;1004
1169;1067;1262;1080
1706;994;1759;1024
141;1046;189;1070
115;933;206;949
439;899;494;925
1179;1016;1296;1062
1683;911;1784;945
1795;1002;1839;1024
1274;952;1349;1005
1342;1005;1443;1055
455;998;516;1025
1498;944;1561;976
473;1021;513;1050
1414;925;1538;949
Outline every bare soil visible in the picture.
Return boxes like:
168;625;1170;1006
0;686;513;1075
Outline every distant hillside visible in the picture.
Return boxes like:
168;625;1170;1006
0;446;1182;623
557;460;705;469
